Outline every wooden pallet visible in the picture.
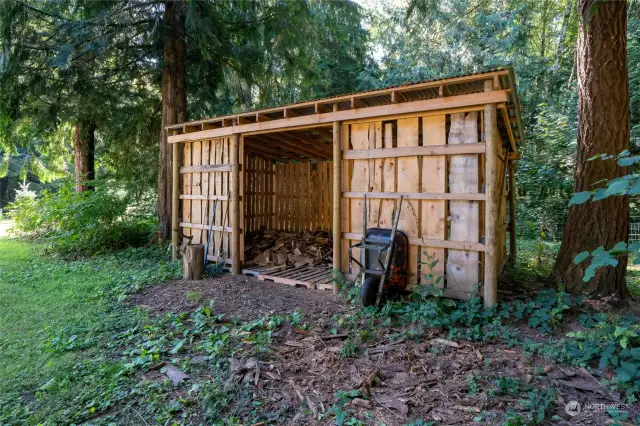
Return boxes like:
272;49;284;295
258;265;334;290
241;264;289;278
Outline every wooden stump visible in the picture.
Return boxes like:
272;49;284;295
183;244;205;280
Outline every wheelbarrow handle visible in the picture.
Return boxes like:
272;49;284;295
375;195;403;308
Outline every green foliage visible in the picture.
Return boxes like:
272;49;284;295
499;288;581;335
322;390;365;426
570;151;640;282
518;388;557;424
466;372;480;396
490;377;523;397
9;181;156;256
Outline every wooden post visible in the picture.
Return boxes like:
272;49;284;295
231;133;241;274
171;135;180;260
183;244;205;280
332;104;342;295
484;79;499;309
508;160;517;265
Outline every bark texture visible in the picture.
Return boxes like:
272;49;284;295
157;0;187;240
551;0;630;299
73;121;95;193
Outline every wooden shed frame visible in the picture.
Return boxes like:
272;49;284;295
167;68;524;308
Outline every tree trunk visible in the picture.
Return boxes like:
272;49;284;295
157;0;187;240
183;244;205;280
551;0;630;300
73;121;95;192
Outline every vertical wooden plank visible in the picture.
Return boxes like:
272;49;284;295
396;118;420;285
448;112;480;297
349;123;372;275
333;118;342;293
371;122;384;228
311;164;317;231
191;141;202;244
262;157;267;230
171;135;180;259
231;134;241;274
183;142;192;237
293;162;297;232
341;123;350;273
288;162;293;231
210;141;217;257
239;137;244;262
299;163;304;232
421;115;447;290
328;161;333;231
258;157;262;230
298;163;304;232
213;140;222;249
274;165;279;230
269;160;274;230
306;162;311;231
282;165;287;230
379;123;396;228
484;78;500;308
222;139;229;259
322;162;328;231
201;141;210;251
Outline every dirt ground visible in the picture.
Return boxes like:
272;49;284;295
133;274;350;320
134;274;639;425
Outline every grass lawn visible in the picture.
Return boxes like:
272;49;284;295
2;235;640;425
0;237;180;424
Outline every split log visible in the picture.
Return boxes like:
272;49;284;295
183;244;205;280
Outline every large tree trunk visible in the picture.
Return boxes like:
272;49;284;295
551;0;630;300
157;0;187;240
73;121;95;192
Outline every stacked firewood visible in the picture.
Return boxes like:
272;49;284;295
244;229;333;267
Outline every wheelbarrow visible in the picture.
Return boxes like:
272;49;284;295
348;195;409;307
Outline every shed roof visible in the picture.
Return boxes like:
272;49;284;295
168;67;524;150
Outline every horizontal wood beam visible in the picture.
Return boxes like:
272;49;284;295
343;143;485;160
343;191;485;201
180;222;233;232
168;90;509;143
180;164;232;173
343;232;486;252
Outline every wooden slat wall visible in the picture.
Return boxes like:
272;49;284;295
180;137;233;263
244;154;276;234
271;161;333;233
340;112;486;299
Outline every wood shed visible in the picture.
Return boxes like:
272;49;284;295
167;68;524;307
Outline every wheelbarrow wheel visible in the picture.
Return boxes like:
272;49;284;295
361;276;380;307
